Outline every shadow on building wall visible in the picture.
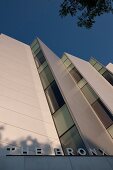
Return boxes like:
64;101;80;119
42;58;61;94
0;125;59;156
0;124;111;156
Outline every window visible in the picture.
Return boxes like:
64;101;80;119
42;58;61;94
61;54;67;62
35;50;46;67
38;61;48;73
60;126;87;155
31;39;38;48
103;71;113;86
31;43;40;53
92;99;113;128
77;78;87;89
89;58;97;66
99;67;107;75
81;84;98;104
45;81;65;114
40;66;54;89
69;68;83;83
53;104;74;136
67;63;74;72
108;124;113;138
93;63;102;71
35;59;39;68
34;48;40;56
64;59;71;68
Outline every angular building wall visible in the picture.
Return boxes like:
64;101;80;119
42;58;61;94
0;33;113;158
0;34;113;169
0;34;61;156
38;39;113;155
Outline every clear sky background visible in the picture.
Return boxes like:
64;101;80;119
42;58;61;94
0;0;113;65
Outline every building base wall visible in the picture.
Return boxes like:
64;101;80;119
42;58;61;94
0;156;113;170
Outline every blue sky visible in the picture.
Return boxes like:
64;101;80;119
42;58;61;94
0;0;113;65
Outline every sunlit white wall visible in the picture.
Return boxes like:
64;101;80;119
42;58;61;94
0;34;61;156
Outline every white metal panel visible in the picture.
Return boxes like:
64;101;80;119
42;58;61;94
0;34;60;155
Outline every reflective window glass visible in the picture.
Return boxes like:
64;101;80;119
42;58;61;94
103;71;113;86
69;68;83;83
93;63;102;71
35;59;39;68
32;43;40;53
77;78;87;89
81;84;98;104
92;99;113;128
99;67;107;75
67;63;74;72
45;81;65;114
89;58;97;66
38;61;48;73
107;124;113;138
61;54;67;62
40;66;54;89
60;126;87;155
31;39;38;48
35;51;46;67
64;59;71;68
34;48;40;56
53;104;74;136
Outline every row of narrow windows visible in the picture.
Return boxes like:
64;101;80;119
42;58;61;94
31;41;88;155
89;58;113;86
31;40;113;154
61;55;113;135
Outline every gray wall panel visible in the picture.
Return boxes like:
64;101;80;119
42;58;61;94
0;156;113;170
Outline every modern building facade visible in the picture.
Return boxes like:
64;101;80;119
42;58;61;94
0;34;113;169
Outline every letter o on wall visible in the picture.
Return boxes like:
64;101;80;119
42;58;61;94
77;148;87;155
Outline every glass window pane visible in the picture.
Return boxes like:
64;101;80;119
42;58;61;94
60;126;87;155
93;63;102;71
107;124;113;138
61;54;67;62
35;51;46;67
40;66;54;89
38;61;48;73
34;48;40;56
69;68;83;83
67;63;74;72
53;104;74;136
99;67;107;75
64;59;71;68
81;84;98;104
45;81;65;114
92;99;113;128
32;43;40;53
77;78;87;89
103;71;113;86
31;39;38;48
35;59;39;68
89;58;97;66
